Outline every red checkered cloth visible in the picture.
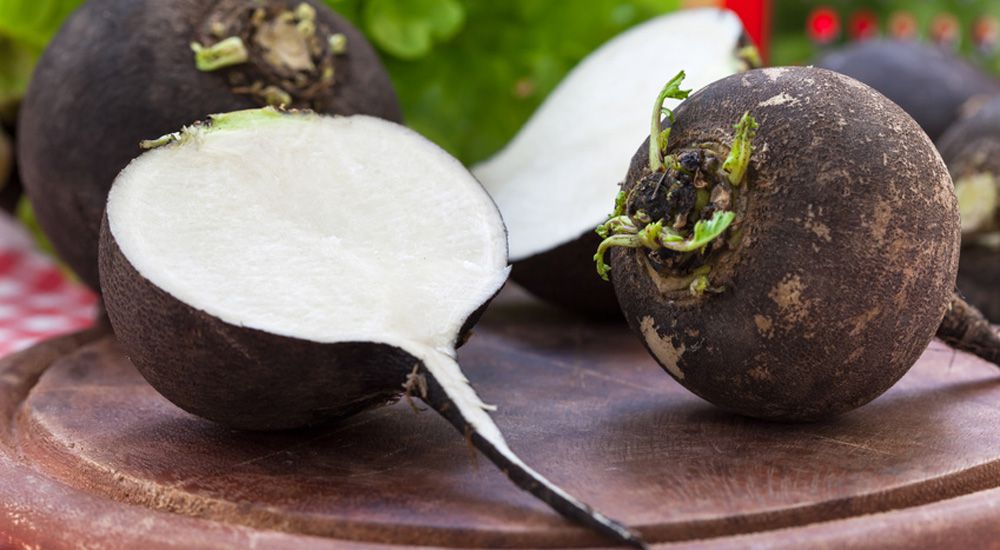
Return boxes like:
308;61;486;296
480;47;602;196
0;212;97;357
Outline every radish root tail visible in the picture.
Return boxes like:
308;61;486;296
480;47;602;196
418;361;647;549
937;290;1000;366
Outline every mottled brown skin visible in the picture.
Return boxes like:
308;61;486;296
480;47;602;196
512;232;623;320
19;0;402;291
817;40;1000;142
611;67;960;421
937;97;1000;321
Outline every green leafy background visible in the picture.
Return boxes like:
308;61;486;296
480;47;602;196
7;1;1000;163
327;0;682;164
0;0;682;164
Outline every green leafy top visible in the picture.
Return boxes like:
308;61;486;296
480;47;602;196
677;211;736;251
722;111;758;185
593;210;735;281
648;71;690;173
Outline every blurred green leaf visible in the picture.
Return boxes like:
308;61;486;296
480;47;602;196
330;0;680;163
0;0;83;49
0;37;35;113
0;0;82;111
363;0;465;59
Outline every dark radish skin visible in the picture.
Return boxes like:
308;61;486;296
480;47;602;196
18;0;401;291
598;67;1000;421
99;110;644;548
937;96;1000;321
816;40;1000;142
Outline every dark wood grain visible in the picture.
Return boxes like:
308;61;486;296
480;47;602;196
2;285;1000;549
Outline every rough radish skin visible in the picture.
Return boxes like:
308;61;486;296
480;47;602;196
604;67;1000;421
474;8;752;317
98;109;644;548
19;0;401;291
816;40;1000;142
937;97;1000;321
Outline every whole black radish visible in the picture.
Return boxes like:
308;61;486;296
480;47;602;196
597;67;1000;421
19;0;401;290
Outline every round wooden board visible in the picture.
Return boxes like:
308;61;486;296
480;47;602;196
2;286;1000;549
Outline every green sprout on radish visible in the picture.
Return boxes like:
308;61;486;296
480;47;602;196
722;112;759;185
190;36;249;71
648;71;690;173
594;211;736;281
594;71;757;287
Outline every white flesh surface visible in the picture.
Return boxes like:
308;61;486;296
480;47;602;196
474;8;746;261
108;113;509;350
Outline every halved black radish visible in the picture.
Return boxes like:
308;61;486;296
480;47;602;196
473;8;753;317
98;109;644;548
19;0;401;291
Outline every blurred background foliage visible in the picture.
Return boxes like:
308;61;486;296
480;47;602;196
327;0;682;164
0;0;681;164
770;0;1000;68
4;0;1000;164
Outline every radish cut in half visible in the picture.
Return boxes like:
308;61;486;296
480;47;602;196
99;108;644;548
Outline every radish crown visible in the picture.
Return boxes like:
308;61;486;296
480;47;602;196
189;1;347;108
595;74;758;288
595;211;735;281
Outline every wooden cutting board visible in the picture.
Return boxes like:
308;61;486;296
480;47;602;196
2;286;1000;550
